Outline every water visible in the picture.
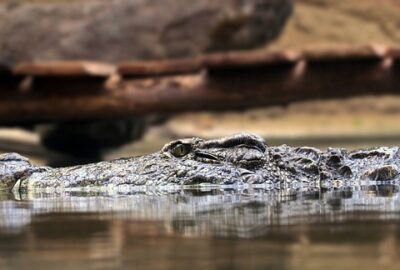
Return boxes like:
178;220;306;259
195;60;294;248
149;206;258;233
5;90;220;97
0;184;400;270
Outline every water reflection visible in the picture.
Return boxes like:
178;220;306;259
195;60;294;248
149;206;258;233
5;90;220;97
0;185;400;269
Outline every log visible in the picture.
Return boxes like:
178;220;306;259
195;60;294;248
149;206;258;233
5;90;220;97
118;58;202;77
0;47;399;124
0;45;398;125
14;61;116;77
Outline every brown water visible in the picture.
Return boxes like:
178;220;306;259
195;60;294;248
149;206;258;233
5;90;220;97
0;185;400;270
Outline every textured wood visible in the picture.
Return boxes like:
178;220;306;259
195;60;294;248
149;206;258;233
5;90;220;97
203;50;300;70
0;57;398;123
0;45;399;124
118;58;202;77
14;61;116;77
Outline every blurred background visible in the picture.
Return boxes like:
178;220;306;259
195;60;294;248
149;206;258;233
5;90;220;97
0;0;399;166
2;2;400;270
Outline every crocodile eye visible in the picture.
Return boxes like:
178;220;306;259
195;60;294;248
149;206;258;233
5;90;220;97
171;144;191;157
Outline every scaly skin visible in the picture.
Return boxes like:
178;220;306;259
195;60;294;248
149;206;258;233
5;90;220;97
0;133;399;192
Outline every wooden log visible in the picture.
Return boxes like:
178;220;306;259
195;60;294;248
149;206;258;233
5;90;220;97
13;61;116;93
14;61;116;77
0;55;399;125
202;50;300;70
0;45;398;124
118;58;202;78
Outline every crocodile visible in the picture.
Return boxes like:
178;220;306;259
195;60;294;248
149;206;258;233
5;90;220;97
0;133;399;192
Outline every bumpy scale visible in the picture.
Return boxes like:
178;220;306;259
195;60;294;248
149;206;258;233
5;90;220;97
0;133;399;192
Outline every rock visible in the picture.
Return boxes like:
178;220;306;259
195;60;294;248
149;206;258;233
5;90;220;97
271;0;400;49
0;0;293;65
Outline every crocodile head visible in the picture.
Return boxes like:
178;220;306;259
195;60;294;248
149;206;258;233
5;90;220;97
125;133;270;186
12;133;271;190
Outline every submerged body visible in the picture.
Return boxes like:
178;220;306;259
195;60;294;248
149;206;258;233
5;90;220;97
0;133;399;192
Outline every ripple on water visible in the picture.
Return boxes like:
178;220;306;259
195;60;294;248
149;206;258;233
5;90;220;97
0;184;400;270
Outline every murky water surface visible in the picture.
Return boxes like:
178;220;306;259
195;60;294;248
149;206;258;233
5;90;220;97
0;184;400;270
